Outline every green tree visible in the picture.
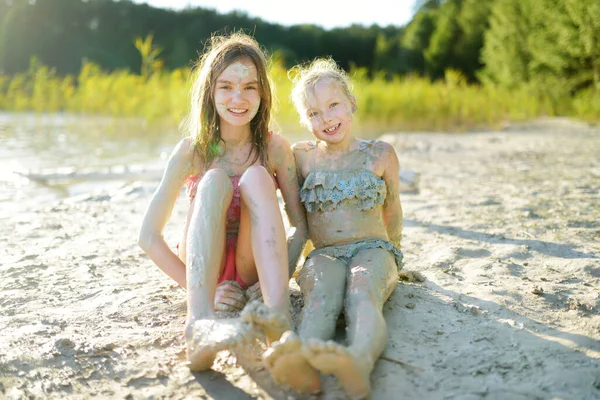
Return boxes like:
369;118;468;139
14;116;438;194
482;0;600;94
480;0;534;87
400;9;436;75
528;0;600;92
454;0;493;81
424;0;461;79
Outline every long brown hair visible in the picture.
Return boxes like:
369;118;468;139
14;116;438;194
182;32;273;169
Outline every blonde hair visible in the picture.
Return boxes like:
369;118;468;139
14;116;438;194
182;32;273;169
290;57;356;128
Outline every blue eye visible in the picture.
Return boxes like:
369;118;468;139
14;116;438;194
309;111;319;118
330;102;338;108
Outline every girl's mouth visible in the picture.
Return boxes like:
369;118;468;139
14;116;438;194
228;108;248;116
323;123;340;135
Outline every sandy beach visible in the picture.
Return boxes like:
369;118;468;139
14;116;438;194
1;118;599;400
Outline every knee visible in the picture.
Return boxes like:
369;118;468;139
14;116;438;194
305;287;345;315
202;168;230;183
346;277;377;304
198;168;233;198
239;166;275;194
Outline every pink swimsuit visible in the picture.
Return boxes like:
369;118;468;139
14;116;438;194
184;171;278;288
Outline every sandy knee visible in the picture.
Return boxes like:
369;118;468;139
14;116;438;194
239;165;276;194
298;255;346;303
199;168;234;197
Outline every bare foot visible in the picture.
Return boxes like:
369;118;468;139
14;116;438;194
398;270;426;282
186;318;253;371
303;339;371;400
263;330;321;394
240;300;291;344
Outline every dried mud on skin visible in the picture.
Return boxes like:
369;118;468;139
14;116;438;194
1;118;599;399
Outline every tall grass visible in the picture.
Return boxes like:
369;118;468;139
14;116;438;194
0;57;597;136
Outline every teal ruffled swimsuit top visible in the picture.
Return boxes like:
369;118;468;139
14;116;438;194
300;140;387;213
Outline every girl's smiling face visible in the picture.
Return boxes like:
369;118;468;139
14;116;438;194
304;79;355;145
214;58;261;128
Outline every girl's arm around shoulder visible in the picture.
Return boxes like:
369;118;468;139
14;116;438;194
376;141;403;249
138;137;196;287
269;134;309;277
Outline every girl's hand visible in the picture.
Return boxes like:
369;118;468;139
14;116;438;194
245;281;263;303
214;281;247;312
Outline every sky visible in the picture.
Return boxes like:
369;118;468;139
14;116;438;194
130;0;417;30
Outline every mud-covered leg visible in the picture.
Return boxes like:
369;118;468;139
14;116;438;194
262;254;346;393
296;254;347;340
185;169;236;371
238;166;291;323
304;248;398;399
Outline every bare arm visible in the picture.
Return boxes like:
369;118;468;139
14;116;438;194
270;134;308;277
380;142;403;249
138;137;195;288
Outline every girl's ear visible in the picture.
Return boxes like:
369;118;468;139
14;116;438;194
350;95;357;113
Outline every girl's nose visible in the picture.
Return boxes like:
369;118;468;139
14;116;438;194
232;88;243;100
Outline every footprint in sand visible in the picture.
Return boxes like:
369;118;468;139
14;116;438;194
263;330;321;394
303;339;371;400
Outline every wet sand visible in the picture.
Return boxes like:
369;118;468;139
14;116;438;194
1;118;599;399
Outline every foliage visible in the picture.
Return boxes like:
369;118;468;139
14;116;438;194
0;0;390;76
2;57;596;136
0;0;598;131
481;0;600;96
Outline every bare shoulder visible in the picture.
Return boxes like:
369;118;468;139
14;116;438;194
291;140;316;177
361;139;399;176
171;136;195;158
291;140;316;153
371;139;396;153
169;136;199;175
291;140;317;163
371;139;398;162
267;132;294;168
267;131;292;153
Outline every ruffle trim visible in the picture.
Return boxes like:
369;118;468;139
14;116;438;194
307;239;404;270
300;170;386;212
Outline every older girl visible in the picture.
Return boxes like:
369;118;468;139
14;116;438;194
138;32;306;371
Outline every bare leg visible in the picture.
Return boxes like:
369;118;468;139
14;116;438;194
237;166;291;325
303;248;398;399
185;169;248;371
177;197;195;264
297;254;347;340
263;255;346;393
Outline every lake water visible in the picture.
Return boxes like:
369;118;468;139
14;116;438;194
0;112;310;219
0;112;181;219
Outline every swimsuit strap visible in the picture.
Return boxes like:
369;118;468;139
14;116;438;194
310;140;319;174
359;139;376;170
